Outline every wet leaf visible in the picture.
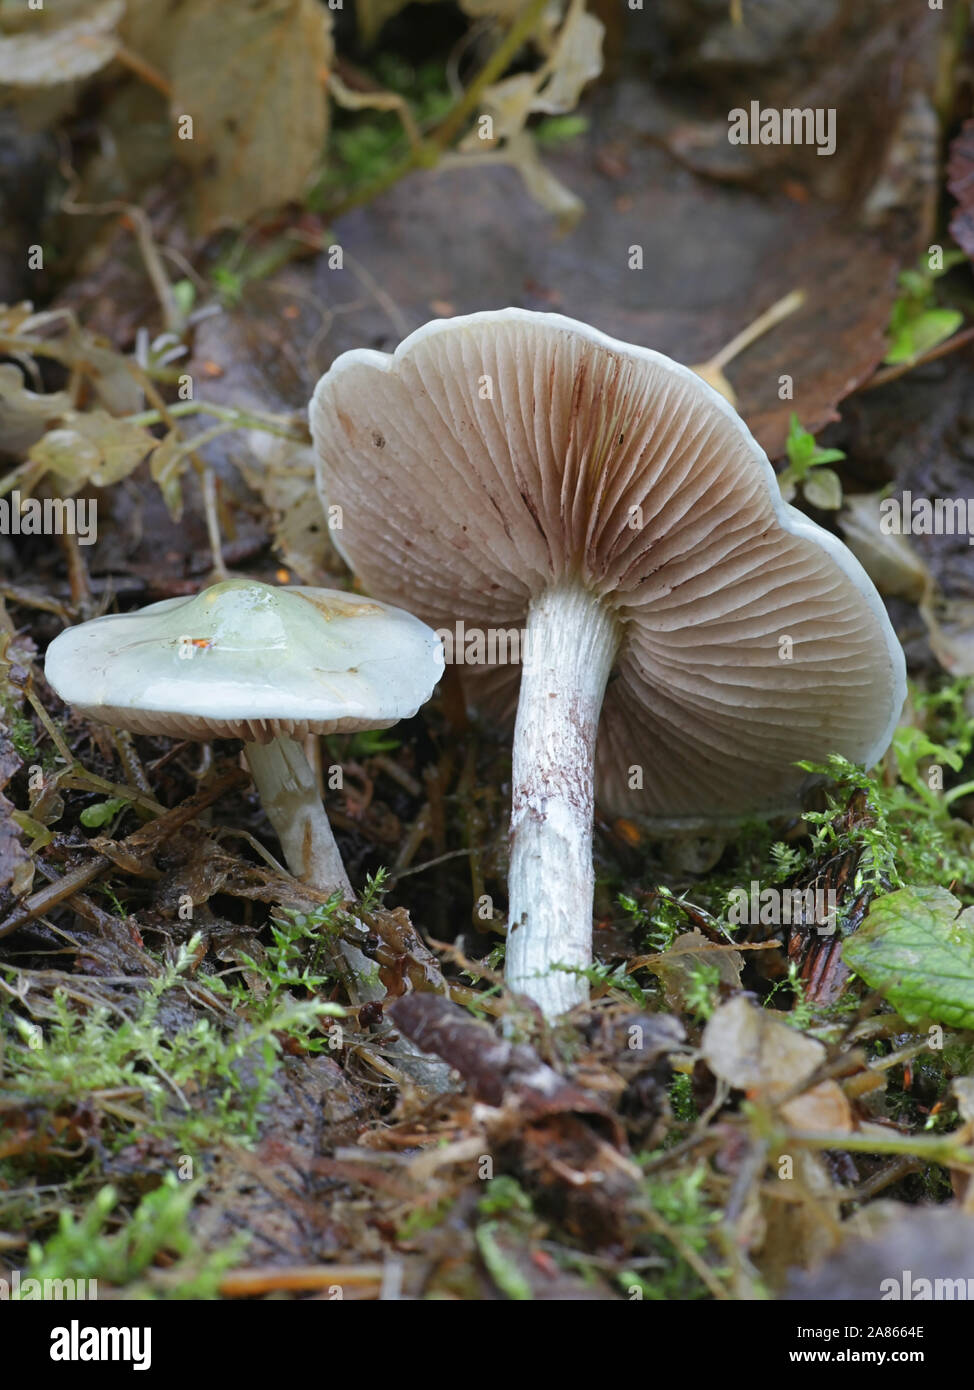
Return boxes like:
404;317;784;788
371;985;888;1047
701;994;851;1132
168;0;333;232
648;929;741;1015
843;887;974;1030
28;410;156;493
839;493;934;603
802;466;842;511
0;0;123;87
0;363;71;456
460;1;603;148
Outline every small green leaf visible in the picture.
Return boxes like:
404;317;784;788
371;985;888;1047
884;307;963;365
80;797;129;828
474;1223;534;1301
785;414;815;472
843;886;974;1029
534;114;589;146
802;467;842;510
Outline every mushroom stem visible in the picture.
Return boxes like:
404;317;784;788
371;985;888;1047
244;735;351;894
506;583;620;1018
243;736;382;1003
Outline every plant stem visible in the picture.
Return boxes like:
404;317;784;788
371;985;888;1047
326;0;550;219
123;399;308;442
506;583;619;1017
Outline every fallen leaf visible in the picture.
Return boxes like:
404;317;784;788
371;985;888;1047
28;409;156;493
648;929;742;1015
785;1203;974;1300
0;0;123;87
0;364;71;456
701;994;851;1132
839;492;934;603
168;0;333;232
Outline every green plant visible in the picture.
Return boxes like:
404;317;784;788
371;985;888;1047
683;959;721;1021
3;929;344;1153
884;251;966;366
25;1174;244;1298
778;414;846;510
624;1160;724;1300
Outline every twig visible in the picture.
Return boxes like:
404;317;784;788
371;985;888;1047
219;1264;385;1296
123;399;308;442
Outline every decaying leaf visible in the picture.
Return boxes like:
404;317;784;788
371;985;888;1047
647;929;741;1015
843;886;974;1031
785;1203;974;1300
461;0;602;147
0;363;72;456
839;492;934;603
147;430;199;522
28;409;156;493
701;994;851;1133
238;437;337;585
0;304;142;416
0;0;123;87
453;0;602;226
168;0;333;232
921;595;974;679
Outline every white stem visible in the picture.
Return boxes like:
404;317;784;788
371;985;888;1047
244;736;380;1002
244;736;350;893
245;736;451;1090
506;583;620;1018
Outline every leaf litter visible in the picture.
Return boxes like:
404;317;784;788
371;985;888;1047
1;0;974;1303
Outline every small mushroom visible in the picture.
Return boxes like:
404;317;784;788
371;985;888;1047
44;578;444;903
310;309;906;1019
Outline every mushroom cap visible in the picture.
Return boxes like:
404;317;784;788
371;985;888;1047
310;308;906;828
44;579;445;745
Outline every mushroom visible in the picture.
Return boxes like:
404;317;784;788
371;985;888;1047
309;309;906;1019
43;576;444;917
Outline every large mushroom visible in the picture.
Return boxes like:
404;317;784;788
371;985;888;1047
44;578;444;995
309;309;906;1019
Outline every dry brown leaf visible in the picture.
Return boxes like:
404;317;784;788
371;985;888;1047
648;929;742;1015
701;994;851;1133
